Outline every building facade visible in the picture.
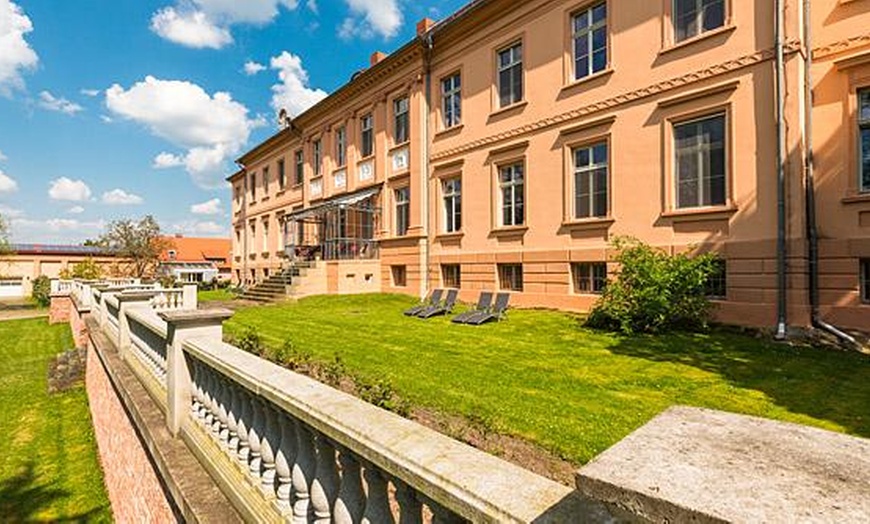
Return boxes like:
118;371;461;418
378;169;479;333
230;0;870;332
159;235;232;284
0;244;126;297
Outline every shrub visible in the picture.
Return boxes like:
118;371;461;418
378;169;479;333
60;258;102;280
586;237;720;335
235;328;264;356
356;377;411;417
32;276;51;307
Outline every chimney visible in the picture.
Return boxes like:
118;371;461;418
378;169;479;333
370;51;387;67
416;17;436;36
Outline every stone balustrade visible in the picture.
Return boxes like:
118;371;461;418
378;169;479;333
76;279;619;522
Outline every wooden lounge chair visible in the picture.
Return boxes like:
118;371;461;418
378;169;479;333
404;289;443;316
418;289;459;319
464;292;511;325
451;291;493;324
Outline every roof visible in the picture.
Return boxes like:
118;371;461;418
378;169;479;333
161;236;232;268
8;243;120;257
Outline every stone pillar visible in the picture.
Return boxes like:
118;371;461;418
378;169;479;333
117;292;160;360
182;284;198;310
93;285;111;328
160;309;234;437
49;292;72;325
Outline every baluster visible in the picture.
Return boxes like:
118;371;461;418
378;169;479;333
248;395;264;478
292;422;316;524
395;479;423;524
236;389;252;466
362;466;394;524
310;433;340;524
206;369;220;437
201;367;215;428
274;414;297;511
260;402;279;496
215;376;230;447
190;358;203;418
333;447;364;524
226;382;240;455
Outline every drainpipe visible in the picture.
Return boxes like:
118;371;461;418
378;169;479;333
774;0;788;340
421;33;434;299
801;0;860;347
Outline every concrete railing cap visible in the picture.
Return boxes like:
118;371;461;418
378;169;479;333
159;308;234;325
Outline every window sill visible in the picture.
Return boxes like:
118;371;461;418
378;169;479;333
357;155;375;164
490;225;529;238
489;100;528;119
435;231;464;241
435;124;464;140
560;68;614;96
381;234;426;243
291;183;304;190
660;205;737;222
841;193;870;205
389;142;411;154
659;25;736;56
561;217;615;231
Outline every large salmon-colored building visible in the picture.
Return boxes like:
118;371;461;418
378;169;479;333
229;0;870;333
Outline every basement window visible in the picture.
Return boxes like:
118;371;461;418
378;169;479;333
862;260;870;304
392;265;407;288
705;258;728;300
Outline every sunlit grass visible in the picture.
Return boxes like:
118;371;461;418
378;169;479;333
0;318;111;521
227;294;870;465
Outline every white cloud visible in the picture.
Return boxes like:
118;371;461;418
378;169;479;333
8;217;105;243
151;1;300;48
0;149;7;161
269;51;327;117
172;220;227;236
102;189;144;206
338;0;402;40
38;91;84;115
68;206;85;214
0;0;39;96
191;198;222;215
0;169;18;193
150;7;233;50
306;0;318;14
48;177;91;202
80;88;100;97
0;204;23;218
243;61;266;76
106;76;263;188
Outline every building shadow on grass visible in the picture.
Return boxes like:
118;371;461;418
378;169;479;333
0;463;105;523
602;329;870;438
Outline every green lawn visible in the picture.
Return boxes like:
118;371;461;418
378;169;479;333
0;318;112;521
198;288;237;303
227;294;870;465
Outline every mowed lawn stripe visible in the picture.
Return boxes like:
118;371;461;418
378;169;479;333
0;318;111;522
226;294;870;464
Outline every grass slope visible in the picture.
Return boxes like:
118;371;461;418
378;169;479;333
0;318;112;522
198;288;237;303
227;294;870;465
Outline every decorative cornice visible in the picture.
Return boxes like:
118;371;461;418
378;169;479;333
431;42;800;162
813;32;870;61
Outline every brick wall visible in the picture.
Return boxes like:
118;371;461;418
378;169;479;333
49;294;72;325
86;344;176;523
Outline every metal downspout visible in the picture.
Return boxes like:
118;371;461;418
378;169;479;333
802;0;860;347
421;34;434;299
775;0;788;340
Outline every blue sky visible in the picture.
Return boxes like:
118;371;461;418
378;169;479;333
0;0;466;244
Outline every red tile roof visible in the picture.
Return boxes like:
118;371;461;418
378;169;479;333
161;236;232;270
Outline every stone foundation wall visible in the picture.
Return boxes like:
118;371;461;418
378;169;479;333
85;341;177;523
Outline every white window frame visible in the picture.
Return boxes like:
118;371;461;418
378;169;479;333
673;0;725;43
443;177;462;233
573;142;609;219
361;113;374;158
313;139;322;177
294;150;304;185
336;126;347;167
497;42;523;108
394;97;410;145
395;187;410;236
499;163;525;227
674;113;727;209
859;88;870;193
442;74;462;129
572;3;608;80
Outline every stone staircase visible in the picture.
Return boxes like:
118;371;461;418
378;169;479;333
239;261;317;303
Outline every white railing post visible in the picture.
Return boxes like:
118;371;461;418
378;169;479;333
50;278;60;294
160;309;234;436
117;292;160;361
183;284;198;310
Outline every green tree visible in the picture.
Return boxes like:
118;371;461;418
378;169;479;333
0;213;9;256
60;258;103;280
99;216;173;278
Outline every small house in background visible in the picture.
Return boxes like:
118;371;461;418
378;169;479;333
159;235;232;284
